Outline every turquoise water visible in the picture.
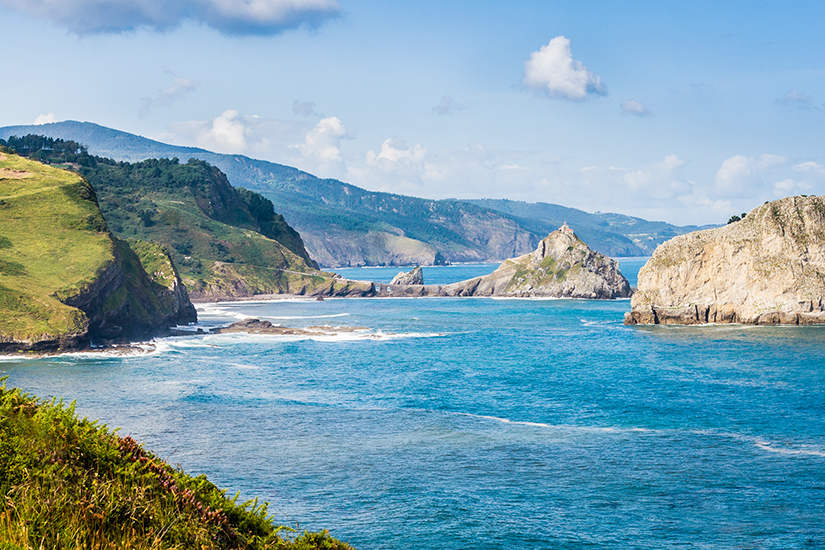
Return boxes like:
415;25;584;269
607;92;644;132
2;259;825;548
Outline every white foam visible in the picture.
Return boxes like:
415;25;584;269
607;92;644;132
456;412;654;434
691;430;825;458
196;329;446;344
260;313;351;320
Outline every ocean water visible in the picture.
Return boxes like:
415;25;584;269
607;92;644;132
2;259;825;548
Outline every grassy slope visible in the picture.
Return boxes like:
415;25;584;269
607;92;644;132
0;382;352;549
0;152;111;342
1;135;336;298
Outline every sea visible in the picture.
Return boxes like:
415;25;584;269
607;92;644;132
2;258;825;549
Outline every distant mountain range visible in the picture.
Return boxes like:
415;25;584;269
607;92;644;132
0;121;712;266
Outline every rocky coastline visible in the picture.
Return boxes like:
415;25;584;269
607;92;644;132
626;195;825;325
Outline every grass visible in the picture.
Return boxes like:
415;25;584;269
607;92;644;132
0;153;112;342
0;381;353;550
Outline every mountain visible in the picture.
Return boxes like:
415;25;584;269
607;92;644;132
0;121;708;264
465;199;715;256
0;151;195;351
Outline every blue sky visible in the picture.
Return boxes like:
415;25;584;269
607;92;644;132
1;0;824;224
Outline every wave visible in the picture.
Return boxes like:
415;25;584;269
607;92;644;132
188;328;447;345
692;430;825;458
452;414;825;458
260;313;351;320
454;412;655;434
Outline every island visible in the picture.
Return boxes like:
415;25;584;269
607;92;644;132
626;195;825;325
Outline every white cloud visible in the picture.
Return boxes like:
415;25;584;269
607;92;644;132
794;161;825;176
140;73;195;116
197;109;248;153
1;0;339;35
297;116;348;163
620;99;650;117
622;154;688;198
366;139;426;165
523;36;606;100
33;113;56;125
714;154;788;197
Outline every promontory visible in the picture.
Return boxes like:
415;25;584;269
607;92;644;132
626;195;825;325
379;224;632;299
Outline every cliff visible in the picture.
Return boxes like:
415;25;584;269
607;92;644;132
0;152;195;351
626;195;825;325
374;227;631;299
390;266;424;285
0;135;321;300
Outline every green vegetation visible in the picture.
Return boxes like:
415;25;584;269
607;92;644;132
1;135;326;298
727;212;747;224
0;151;112;343
0;151;195;349
0;381;352;549
0;122;714;264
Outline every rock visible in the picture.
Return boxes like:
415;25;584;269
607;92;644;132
390;266;424;285
212;319;368;335
376;225;631;299
626;195;825;325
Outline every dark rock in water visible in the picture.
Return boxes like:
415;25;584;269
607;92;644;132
212;319;368;335
390;266;424;285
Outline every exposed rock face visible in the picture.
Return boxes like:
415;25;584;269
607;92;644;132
376;227;631;299
390;266;424;286
626;195;825;325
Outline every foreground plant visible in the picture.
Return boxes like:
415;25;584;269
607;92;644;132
0;380;352;549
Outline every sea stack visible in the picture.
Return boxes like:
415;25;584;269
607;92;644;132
390;266;424;285
436;223;632;298
626;195;825;325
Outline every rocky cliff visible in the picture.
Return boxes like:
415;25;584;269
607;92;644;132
375;227;631;299
626;195;825;325
0;152;196;351
390;266;424;285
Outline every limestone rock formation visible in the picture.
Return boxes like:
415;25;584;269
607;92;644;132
626;195;825;325
375;225;631;299
390;266;424;285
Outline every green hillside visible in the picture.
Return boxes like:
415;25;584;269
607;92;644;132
0;136;338;300
0;381;352;549
0;121;710;264
0;151;194;350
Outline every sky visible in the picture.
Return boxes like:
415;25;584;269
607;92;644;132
1;0;824;225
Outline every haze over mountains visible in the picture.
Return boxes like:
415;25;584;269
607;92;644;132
0;121;712;266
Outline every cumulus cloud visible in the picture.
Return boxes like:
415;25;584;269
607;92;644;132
197;109;249;152
523;36;606;100
296;116;348;163
366;139;426;165
432;96;464;116
622;154;689;199
620;99;650;117
1;0;340;35
714;154;787;197
140;73;195;116
33;113;57;125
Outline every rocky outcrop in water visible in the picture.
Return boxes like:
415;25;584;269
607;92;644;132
626;195;825;325
390;266;424;286
376;226;631;299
